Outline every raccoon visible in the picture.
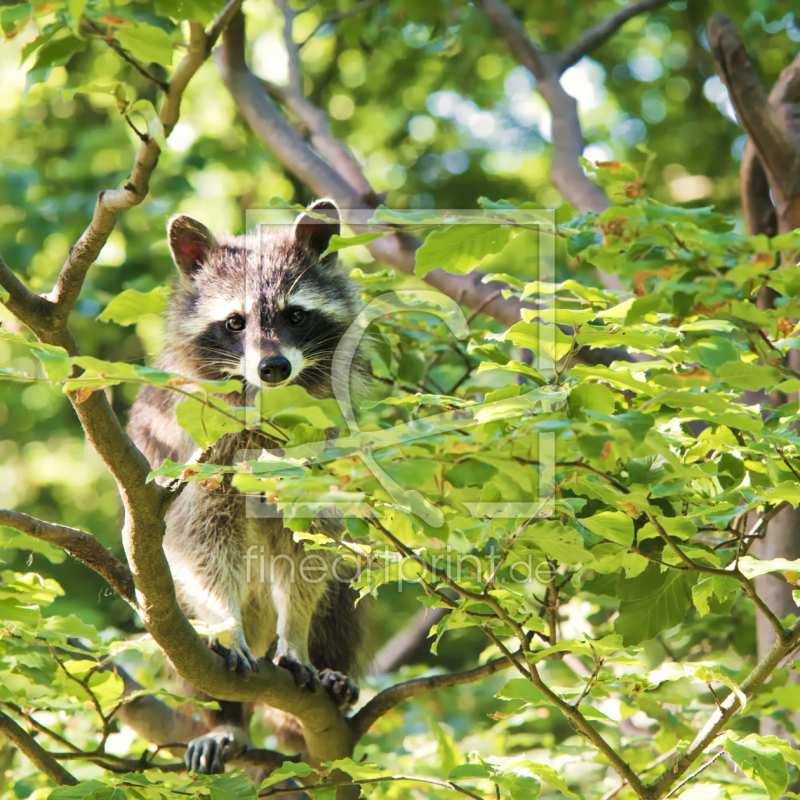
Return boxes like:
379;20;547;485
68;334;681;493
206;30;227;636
128;200;368;775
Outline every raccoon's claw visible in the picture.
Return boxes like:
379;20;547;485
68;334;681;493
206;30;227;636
185;730;243;774
319;668;359;706
276;655;320;693
210;639;259;679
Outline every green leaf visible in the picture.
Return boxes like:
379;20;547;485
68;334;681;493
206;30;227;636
0;4;31;36
517;521;595;564
688;337;739;369
449;763;491;779
725;736;788;800
569;382;615;417
615;565;695;645
325;757;385;781
25;34;86;95
259;762;315;789
499;321;574;362
68;0;87;32
415;224;512;278
98;287;170;325
525;762;578;798
321;232;386;255
523;307;597;327
115;24;173;66
496;679;550;705
717;361;782;391
0;599;41;627
738;556;800;580
258;385;342;429
583;511;634;546
175;395;246;448
496;769;541;800
49;781;107;799
475;360;546;385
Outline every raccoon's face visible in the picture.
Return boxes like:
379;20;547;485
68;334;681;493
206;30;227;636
166;200;358;398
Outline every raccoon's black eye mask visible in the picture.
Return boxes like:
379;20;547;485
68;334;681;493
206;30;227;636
286;308;305;326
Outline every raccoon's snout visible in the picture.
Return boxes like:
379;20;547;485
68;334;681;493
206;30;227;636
259;356;292;384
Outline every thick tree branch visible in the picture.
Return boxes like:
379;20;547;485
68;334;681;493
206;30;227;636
0;257;56;332
708;15;800;233
44;20;218;329
0;510;136;607
350;653;512;739
556;0;671;74
740;52;800;236
0;709;78;786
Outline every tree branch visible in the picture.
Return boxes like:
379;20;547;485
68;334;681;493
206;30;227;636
645;511;788;642
217;9;643;364
475;0;610;217
707;15;800;232
0;0;351;775
556;0;671;74
350;654;512;740
0;510;137;607
649;618;800;798
217;10;532;329
299;0;384;47
740;52;800;236
0;709;78;786
86;19;169;91
5;4;238;340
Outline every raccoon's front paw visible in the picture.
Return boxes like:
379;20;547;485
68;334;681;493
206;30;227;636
276;654;321;692
210;638;259;679
185;729;244;774
319;668;359;706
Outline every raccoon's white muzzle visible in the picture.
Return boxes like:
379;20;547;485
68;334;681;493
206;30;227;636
239;346;305;389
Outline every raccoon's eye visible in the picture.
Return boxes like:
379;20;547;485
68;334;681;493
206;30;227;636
287;308;305;326
225;315;246;332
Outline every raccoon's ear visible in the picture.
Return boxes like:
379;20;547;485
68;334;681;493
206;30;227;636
293;199;341;264
167;215;217;276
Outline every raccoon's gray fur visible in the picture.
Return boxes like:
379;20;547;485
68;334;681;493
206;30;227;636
128;200;368;775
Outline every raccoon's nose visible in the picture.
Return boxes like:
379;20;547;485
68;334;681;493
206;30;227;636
259;356;292;384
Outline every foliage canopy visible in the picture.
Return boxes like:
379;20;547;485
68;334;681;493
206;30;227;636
2;1;800;800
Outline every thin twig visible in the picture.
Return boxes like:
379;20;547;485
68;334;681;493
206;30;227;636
556;0;671;73
259;774;485;799
664;750;725;799
86;19;169;91
299;0;384;47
